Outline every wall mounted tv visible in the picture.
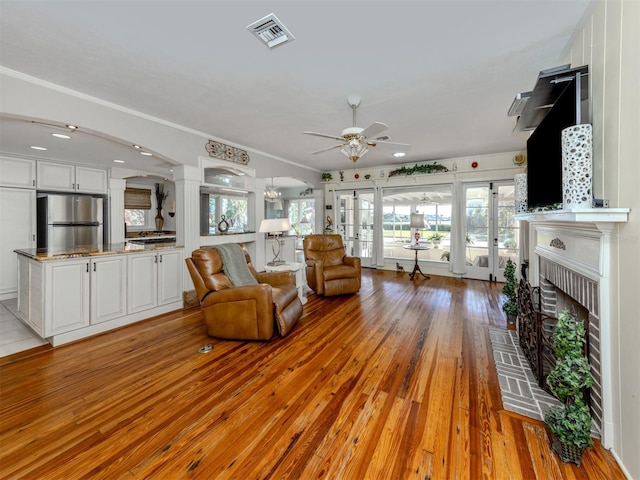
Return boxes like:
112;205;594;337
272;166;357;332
522;65;588;210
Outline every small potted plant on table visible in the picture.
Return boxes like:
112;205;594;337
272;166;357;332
544;309;594;466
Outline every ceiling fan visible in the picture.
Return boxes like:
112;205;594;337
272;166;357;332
304;95;410;163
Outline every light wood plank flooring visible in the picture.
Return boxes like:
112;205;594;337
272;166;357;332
0;270;625;479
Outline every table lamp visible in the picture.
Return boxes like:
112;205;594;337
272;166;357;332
410;212;426;245
259;218;292;265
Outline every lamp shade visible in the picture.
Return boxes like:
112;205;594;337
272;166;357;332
410;212;426;229
259;218;291;234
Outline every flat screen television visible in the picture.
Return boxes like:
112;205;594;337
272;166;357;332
526;78;578;209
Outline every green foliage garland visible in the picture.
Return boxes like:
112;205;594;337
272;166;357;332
388;162;449;177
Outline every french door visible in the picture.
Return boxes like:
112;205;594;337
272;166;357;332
336;189;375;267
464;182;519;282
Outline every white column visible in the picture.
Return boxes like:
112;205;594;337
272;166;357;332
174;165;201;291
254;177;266;268
108;178;126;244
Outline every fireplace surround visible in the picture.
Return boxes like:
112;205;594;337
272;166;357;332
516;208;629;448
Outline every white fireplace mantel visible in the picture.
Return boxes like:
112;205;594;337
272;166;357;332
521;208;630;451
515;207;630;224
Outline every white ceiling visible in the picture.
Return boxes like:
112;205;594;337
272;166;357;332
0;0;590;176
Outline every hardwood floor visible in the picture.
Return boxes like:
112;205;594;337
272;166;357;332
0;270;625;479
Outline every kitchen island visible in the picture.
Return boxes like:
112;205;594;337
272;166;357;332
15;243;184;346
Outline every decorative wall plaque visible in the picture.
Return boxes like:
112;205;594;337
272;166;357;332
205;140;250;165
550;238;566;250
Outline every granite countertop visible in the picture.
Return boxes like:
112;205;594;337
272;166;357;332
15;242;183;261
125;230;177;241
200;231;256;237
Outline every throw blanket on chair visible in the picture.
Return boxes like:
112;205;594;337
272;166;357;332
214;243;258;287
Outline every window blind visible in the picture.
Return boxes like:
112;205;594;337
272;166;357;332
124;187;152;210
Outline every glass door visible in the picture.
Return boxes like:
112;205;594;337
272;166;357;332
464;182;519;281
494;182;520;282
337;190;375;267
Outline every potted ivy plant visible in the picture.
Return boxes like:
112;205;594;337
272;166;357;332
501;258;518;330
321;172;332;182
544;309;594;466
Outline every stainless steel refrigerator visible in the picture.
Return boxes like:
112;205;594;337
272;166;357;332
37;194;104;251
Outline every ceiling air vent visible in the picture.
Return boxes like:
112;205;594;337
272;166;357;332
246;13;295;49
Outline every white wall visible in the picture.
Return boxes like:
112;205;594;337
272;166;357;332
562;1;640;477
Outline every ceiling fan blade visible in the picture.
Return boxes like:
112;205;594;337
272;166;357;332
310;144;344;155
304;131;345;141
369;140;411;151
360;122;388;139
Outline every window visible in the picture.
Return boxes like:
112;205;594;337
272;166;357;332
124;187;152;227
125;209;148;227
288;199;315;236
382;185;453;263
201;192;249;234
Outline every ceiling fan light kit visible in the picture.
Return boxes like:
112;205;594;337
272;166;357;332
304;96;410;164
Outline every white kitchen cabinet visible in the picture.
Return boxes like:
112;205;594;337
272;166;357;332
16;247;184;345
17;255;125;336
17;255;31;326
157;249;183;305
127;248;183;314
0;187;36;300
37;161;107;193
0;157;36;188
127;252;158;314
91;255;127;324
75;166;108;193
44;258;91;336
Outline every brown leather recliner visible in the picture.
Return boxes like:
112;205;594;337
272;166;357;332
185;246;302;340
303;234;361;296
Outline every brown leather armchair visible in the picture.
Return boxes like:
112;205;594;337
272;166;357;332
303;234;361;296
185;246;302;340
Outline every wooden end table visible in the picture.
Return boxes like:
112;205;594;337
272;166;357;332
402;244;431;280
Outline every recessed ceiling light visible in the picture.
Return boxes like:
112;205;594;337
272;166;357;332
113;159;125;164
132;144;142;149
51;133;71;139
30;146;47;151
393;152;406;158
140;151;152;156
66;124;78;130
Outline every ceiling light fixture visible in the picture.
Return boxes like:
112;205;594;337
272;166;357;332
132;144;142;149
140;151;153;156
113;159;125;164
51;133;71;139
66;124;78;130
393;152;406;158
264;178;282;202
340;135;369;163
30;146;47;151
